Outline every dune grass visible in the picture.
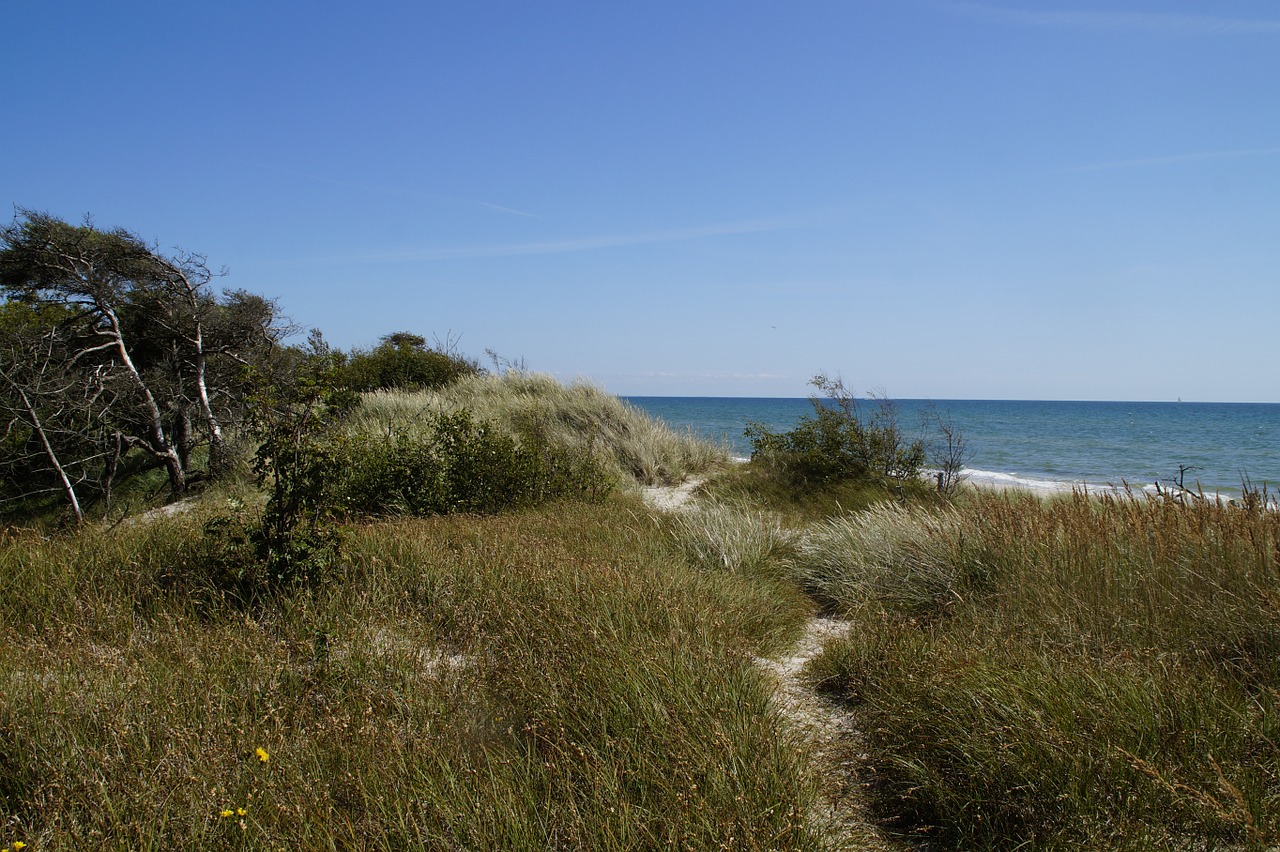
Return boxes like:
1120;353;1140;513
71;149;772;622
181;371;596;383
802;491;1280;848
0;497;832;850
701;461;930;526
349;372;728;487
661;499;798;581
9;365;1278;850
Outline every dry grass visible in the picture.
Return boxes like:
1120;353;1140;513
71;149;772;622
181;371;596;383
804;491;1280;848
350;372;729;487
0;499;833;850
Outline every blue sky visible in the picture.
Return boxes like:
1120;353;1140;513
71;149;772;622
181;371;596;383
4;1;1278;401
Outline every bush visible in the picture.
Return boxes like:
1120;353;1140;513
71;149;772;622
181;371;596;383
746;374;924;488
184;337;350;606
189;508;342;607
340;332;480;392
335;409;613;517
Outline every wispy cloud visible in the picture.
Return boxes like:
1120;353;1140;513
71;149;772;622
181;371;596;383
322;216;811;264
465;199;544;219
240;160;544;219
1073;146;1280;171
938;2;1280;36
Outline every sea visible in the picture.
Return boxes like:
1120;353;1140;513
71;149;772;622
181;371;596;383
623;397;1280;500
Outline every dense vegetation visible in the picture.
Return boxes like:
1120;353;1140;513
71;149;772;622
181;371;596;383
338;331;482;394
0;503;822;849
3;211;1277;850
662;486;1280;849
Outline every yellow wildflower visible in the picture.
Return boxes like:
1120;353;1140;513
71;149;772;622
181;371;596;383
237;807;247;816
255;747;270;763
12;844;23;851
221;809;235;818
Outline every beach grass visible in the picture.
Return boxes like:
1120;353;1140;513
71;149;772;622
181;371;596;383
801;490;1280;848
348;372;729;487
7;367;1279;851
0;498;829;850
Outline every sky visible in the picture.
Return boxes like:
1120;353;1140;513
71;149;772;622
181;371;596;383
3;1;1278;401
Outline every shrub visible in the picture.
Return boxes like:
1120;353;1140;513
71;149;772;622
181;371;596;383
746;374;924;488
335;409;614;517
185;337;350;605
190;507;342;607
340;331;481;392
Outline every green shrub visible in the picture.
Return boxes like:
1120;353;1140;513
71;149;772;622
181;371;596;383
340;331;480;392
747;374;924;488
188;508;342;607
336;409;613;517
182;333;350;606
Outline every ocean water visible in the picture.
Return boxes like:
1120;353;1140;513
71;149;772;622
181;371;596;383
624;397;1280;499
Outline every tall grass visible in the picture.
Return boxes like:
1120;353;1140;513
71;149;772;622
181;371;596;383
663;500;799;580
793;502;986;619
350;372;728;486
803;491;1280;848
0;500;829;849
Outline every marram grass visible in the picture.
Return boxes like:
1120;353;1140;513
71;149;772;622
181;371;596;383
350;371;729;487
803;491;1280;848
0;499;828;850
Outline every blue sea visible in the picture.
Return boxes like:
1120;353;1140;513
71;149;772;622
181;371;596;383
624;397;1280;499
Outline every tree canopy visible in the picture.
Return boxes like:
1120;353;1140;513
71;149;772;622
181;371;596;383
0;209;284;516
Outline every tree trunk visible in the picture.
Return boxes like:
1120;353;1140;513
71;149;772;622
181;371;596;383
103;306;186;496
17;386;83;523
176;269;229;480
101;431;123;516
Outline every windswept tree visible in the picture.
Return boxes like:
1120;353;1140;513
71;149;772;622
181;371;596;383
0;209;283;506
0;301;113;521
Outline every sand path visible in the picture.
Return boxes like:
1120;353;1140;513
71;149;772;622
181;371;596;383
641;477;706;511
646;477;891;849
756;618;892;850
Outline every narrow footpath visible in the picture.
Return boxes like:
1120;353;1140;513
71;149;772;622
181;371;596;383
643;479;893;850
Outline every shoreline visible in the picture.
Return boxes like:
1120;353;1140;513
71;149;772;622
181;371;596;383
729;452;1260;503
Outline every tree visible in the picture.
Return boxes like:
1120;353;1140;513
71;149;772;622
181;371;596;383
924;404;968;494
0;209;282;503
0;301;112;521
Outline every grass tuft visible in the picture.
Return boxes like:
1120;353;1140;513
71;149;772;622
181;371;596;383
663;500;799;580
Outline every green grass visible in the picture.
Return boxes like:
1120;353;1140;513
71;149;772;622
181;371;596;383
802;491;1280;848
660;499;798;581
9;369;1279;850
0;498;828;850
